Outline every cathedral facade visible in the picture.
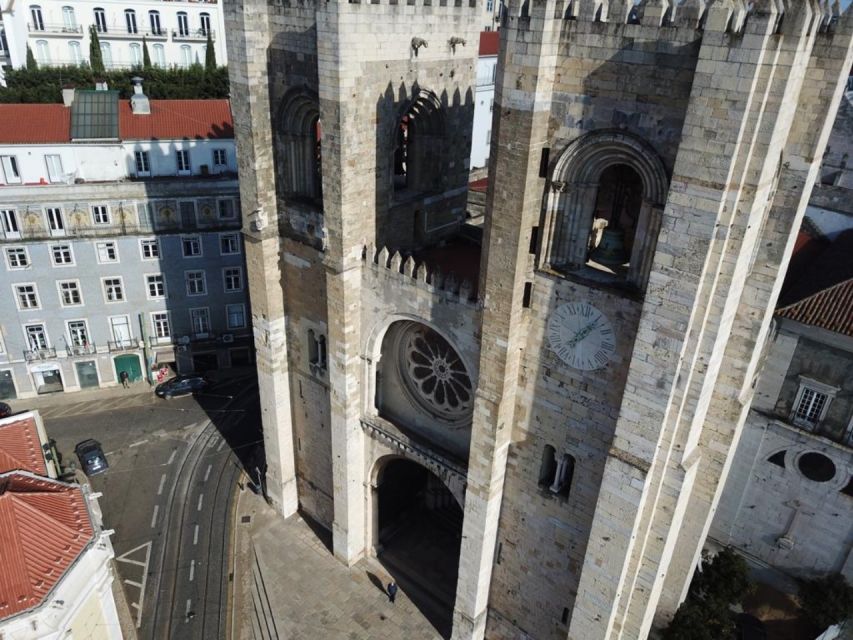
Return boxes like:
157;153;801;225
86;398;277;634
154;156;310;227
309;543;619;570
226;0;853;638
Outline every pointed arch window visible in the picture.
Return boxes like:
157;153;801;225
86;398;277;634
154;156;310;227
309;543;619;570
393;90;445;194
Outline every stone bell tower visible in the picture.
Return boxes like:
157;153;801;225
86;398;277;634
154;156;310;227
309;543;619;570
227;0;853;636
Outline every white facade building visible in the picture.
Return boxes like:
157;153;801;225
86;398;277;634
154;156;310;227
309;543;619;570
470;31;497;170
0;0;227;71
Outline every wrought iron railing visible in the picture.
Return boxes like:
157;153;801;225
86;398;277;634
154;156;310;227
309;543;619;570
108;339;139;352
24;347;57;362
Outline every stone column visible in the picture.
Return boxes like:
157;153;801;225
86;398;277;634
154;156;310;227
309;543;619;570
226;0;298;516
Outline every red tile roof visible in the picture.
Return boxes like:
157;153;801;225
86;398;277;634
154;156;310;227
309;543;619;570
777;277;853;337
469;177;489;193
479;31;500;56
0;417;47;476
0;105;71;144
779;229;853;308
0;473;93;621
119;99;234;140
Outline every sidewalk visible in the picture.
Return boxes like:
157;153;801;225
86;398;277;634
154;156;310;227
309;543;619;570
231;486;444;640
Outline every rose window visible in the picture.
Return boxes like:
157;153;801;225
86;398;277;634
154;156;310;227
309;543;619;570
400;325;472;421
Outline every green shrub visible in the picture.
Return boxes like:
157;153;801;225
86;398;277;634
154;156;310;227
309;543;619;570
799;574;853;631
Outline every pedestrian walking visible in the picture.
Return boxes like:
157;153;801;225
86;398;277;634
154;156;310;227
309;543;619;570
120;370;130;388
387;581;398;603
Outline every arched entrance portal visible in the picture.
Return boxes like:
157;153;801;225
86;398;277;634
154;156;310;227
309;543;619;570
375;457;462;637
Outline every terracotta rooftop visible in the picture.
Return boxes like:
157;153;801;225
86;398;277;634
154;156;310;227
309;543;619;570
479;31;499;56
779;228;853;308
469;177;489;193
0;416;47;476
0;98;233;144
777;277;853;338
0;472;93;621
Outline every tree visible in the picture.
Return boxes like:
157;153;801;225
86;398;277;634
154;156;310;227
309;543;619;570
26;45;38;71
89;26;105;74
142;37;151;70
204;31;216;72
799;574;853;631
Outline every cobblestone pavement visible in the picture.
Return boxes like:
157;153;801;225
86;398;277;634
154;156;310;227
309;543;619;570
232;489;444;640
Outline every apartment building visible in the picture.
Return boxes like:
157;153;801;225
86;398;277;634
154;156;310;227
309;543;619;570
0;82;250;399
0;0;227;71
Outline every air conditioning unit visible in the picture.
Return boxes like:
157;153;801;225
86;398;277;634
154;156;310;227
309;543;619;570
178;335;191;345
222;333;234;344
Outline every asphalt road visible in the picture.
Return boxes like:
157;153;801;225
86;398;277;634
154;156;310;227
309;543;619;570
44;374;262;640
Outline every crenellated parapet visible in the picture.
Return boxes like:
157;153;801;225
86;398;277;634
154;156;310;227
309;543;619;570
362;244;479;306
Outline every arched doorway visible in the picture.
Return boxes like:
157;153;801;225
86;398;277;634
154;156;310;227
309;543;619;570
374;457;462;637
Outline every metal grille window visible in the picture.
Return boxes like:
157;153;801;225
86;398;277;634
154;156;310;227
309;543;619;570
176;150;191;174
152;312;170;338
182;236;201;257
92;204;110;224
226;304;246;329
51;243;73;265
794;387;829;427
223;267;242;292
147;274;166;298
6;247;29;268
186;270;206;296
15;284;39;309
220;233;239;255
58;280;82;306
103;278;124;302
135;150;150;175
96;241;118;263
140;239;159;259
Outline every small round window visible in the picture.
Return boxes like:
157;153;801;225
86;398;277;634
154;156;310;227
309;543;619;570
798;452;836;483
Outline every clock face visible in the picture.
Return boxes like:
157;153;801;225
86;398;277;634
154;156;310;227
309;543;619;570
547;302;615;371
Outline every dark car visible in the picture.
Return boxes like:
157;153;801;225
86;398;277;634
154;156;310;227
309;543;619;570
75;439;108;476
734;613;767;640
155;374;210;399
0;402;11;418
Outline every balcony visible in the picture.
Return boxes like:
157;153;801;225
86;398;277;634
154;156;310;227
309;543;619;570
172;28;215;42
24;347;57;362
108;339;139;352
66;343;97;357
27;22;84;37
99;29;167;41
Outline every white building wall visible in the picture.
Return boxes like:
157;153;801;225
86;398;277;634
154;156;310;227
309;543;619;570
1;0;227;70
470;55;496;169
122;138;237;178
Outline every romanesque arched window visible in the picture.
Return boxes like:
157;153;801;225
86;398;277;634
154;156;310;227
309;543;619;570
278;89;322;205
393;90;445;194
542;130;668;291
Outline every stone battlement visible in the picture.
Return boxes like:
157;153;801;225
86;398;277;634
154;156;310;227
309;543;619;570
363;244;479;306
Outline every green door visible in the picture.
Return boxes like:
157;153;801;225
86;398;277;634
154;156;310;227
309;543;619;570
114;355;142;382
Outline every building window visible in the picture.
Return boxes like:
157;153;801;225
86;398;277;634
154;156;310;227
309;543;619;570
100;42;112;67
220;233;240;255
35;39;49;63
217;199;235;219
15;284;40;310
307;329;327;370
538;445;575;498
153;44;165;67
177;11;189;36
152;312;170;339
146;274;166;298
791;379;837;430
393;91;444;193
223;267;242;292
180;45;192;68
213;149;227;167
200;12;211;35
103;277;124;302
94;7;106;32
135;150;151;176
67;320;89;347
25;324;48;350
58;280;83;306
68;41;82;64
176;149;191;174
29;5;44;31
92;204;110;225
62;6;76;29
1;209;20;239
96;241;118;263
149;10;162;35
5;247;29;269
185;270;206;296
130;42;142;66
182;236;201;257
140;238;159;259
226;304;246;329
46;207;65;236
1;156;21;184
51;243;74;265
125;9;137;34
279;90;323;203
190;307;210;334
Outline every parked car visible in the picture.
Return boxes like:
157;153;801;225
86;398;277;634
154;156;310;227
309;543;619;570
734;613;767;640
74;439;108;476
0;402;11;418
155;374;211;399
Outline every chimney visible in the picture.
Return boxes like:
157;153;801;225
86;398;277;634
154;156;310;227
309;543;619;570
130;76;150;115
61;84;75;107
94;78;109;91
